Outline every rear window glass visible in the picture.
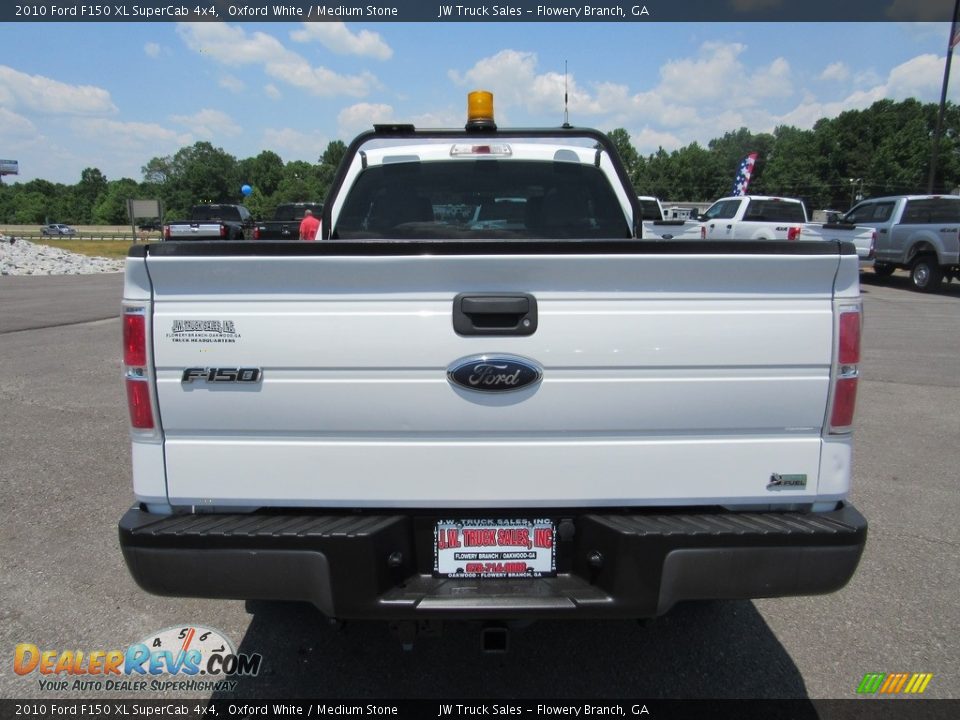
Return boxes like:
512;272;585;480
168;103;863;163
274;204;323;221
637;199;663;221
333;159;631;240
902;199;960;224
844;202;894;224
701;199;741;220
743;199;806;223
192;206;248;222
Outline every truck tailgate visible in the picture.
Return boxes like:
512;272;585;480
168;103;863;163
137;242;851;508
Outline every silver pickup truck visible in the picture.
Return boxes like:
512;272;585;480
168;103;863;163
843;195;960;291
119;93;867;647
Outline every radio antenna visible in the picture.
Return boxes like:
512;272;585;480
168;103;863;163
563;60;571;128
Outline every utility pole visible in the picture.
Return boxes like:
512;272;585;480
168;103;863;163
929;0;960;194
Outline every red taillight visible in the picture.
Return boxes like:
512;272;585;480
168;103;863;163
787;226;801;241
830;378;858;429
123;307;156;434
123;313;147;367
220;224;228;239
253;226;261;240
126;378;155;429
838;312;861;364
163;225;170;240
700;226;706;240
829;308;862;433
870;231;876;259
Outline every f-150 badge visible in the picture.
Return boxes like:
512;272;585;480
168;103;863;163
182;368;262;384
447;355;542;393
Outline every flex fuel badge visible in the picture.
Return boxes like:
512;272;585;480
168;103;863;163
767;473;808;491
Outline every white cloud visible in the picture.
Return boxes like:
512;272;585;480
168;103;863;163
767;53;960;133
264;83;282;100
449;49;538;108
820;62;850;82
261;127;328;161
290;22;393;60
448;50;606;121
72;118;191;150
0;65;117;115
0;107;37;140
337;103;396;137
170;109;242;138
144;42;161;58
885;53;946;99
629;126;685;154
219;74;245;93
176;23;378;98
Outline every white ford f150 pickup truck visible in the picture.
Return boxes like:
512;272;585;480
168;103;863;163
119;93;867;640
647;195;876;267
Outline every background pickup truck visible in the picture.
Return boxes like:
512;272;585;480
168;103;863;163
636;195;701;239
163;203;253;241
119;94;867;645
647;195;876;267
253;202;324;240
842;194;960;291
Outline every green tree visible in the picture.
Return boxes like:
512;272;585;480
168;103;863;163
606;128;640;180
321;140;347;170
92;178;140;225
238;150;285;199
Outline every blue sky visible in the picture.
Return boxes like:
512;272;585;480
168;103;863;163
1;21;959;184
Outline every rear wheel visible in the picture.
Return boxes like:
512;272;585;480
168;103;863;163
910;255;942;292
873;262;895;278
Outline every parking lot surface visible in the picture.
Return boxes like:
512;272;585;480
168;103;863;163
1;271;957;700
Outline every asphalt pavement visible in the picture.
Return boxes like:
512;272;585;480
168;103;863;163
0;270;957;701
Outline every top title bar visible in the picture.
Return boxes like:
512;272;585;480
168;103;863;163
4;0;959;23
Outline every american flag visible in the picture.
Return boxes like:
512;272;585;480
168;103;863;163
731;152;759;196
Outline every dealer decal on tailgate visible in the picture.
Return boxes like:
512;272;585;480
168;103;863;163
434;519;556;578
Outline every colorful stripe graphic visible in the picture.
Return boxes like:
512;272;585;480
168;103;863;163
857;673;933;695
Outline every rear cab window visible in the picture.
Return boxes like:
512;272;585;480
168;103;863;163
637;199;663;221
742;199;806;223
329;134;633;241
844;201;895;225
700;199;742;221
902;198;960;224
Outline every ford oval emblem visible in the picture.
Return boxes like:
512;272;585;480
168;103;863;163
447;354;543;393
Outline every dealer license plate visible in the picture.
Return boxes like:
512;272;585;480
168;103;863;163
434;518;556;578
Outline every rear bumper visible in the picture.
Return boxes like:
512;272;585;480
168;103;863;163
119;504;867;620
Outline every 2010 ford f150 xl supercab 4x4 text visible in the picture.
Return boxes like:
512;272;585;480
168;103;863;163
119;93;867;640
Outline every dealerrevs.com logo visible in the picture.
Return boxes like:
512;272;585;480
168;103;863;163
14;626;261;693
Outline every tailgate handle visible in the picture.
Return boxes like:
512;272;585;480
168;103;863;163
453;293;537;336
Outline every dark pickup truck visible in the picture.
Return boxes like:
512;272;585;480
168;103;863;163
253;202;324;240
164;204;253;241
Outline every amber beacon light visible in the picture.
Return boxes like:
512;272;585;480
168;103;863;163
466;90;497;130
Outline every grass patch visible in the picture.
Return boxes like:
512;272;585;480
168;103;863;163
32;238;135;259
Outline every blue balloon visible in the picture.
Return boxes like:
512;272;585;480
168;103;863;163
241;184;252;196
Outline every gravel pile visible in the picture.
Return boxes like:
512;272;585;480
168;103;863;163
0;236;124;276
